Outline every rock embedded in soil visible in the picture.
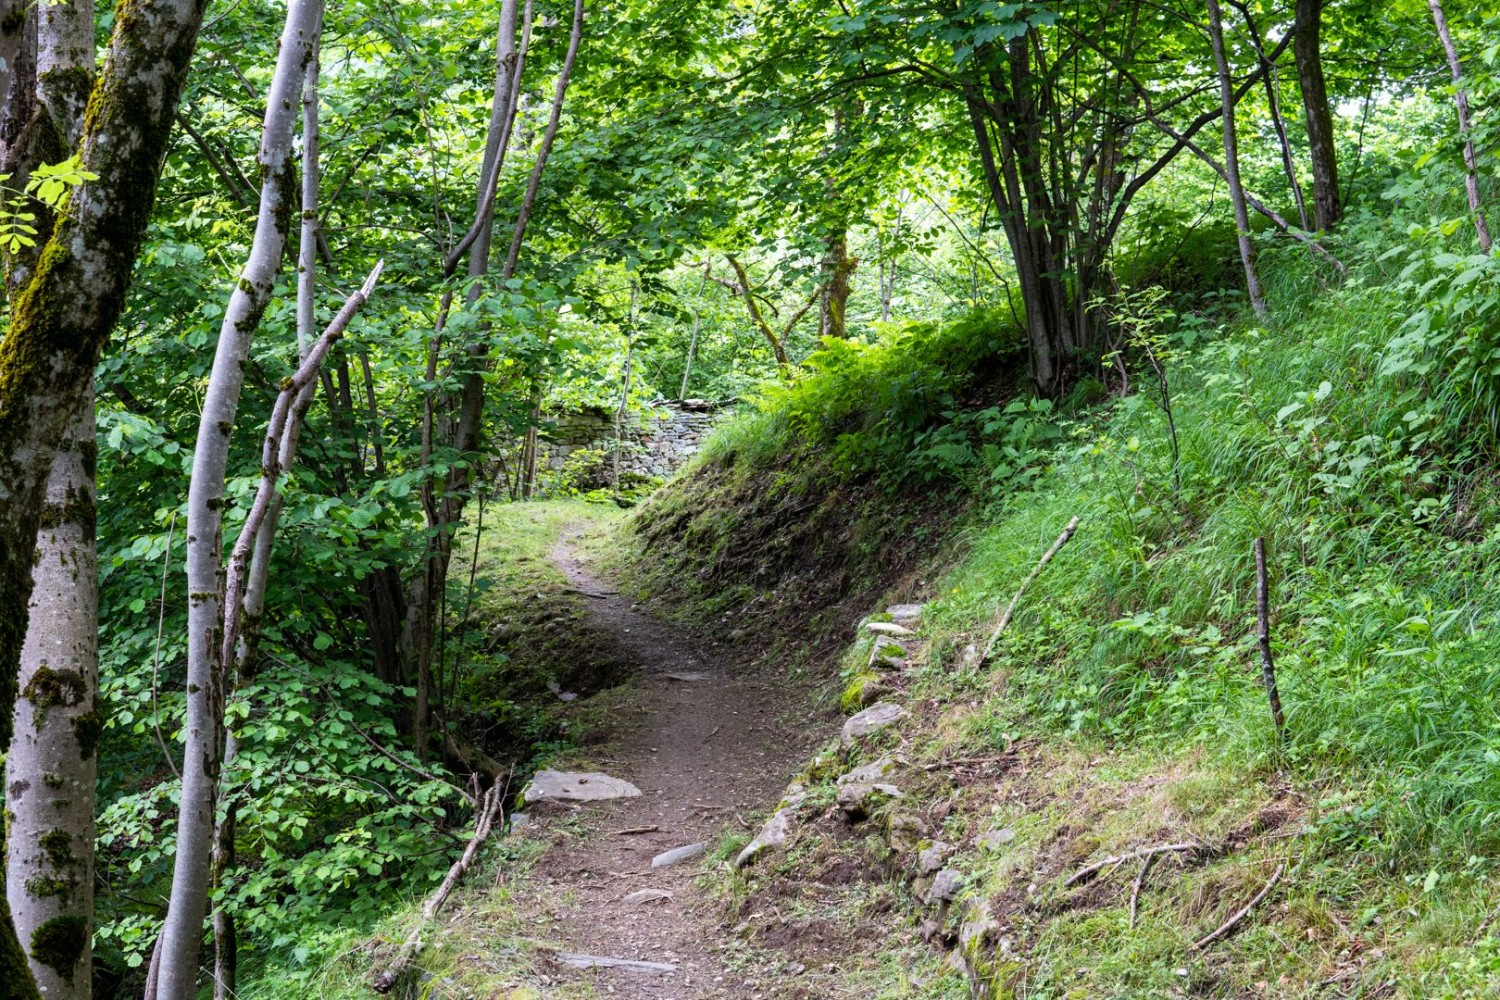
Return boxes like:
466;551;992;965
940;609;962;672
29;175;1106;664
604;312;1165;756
919;840;954;874
841;702;909;744
735;806;796;869
836;756;903;819
975;828;1015;852
887;603;925;624
886;812;928;853
868;639;909;670
930;868;965;903
651;842;707;868
850;675;893;708
522;769;642;806
866;621;916;637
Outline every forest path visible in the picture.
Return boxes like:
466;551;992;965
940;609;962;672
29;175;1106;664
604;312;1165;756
512;523;818;998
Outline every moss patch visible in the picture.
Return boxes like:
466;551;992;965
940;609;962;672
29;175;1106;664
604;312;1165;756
28;914;86;981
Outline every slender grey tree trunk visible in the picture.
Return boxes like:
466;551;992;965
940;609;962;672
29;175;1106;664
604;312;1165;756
155;5;321;998
212;25;324;998
1429;0;1492;254
1207;0;1267;316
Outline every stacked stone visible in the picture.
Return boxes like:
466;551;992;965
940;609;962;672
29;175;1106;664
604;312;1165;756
531;401;728;485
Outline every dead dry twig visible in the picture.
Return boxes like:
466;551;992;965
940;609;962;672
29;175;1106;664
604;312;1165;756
1192;862;1285;949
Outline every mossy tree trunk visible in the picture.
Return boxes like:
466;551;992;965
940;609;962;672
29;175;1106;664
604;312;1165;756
4;1;97;997
156;4;320;997
0;2;208;998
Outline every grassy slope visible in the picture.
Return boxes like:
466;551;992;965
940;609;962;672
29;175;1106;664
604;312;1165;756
616;251;1500;996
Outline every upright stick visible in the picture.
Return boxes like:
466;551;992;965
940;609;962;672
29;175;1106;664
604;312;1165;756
1254;537;1286;740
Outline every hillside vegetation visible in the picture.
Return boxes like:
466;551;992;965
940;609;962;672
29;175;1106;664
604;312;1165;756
616;201;1500;994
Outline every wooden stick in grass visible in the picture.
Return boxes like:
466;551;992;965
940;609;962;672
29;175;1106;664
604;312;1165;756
371;785;505;992
1255;538;1287;740
1192;862;1285;949
979;516;1080;665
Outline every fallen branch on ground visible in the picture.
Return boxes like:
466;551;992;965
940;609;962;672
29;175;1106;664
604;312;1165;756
980;516;1081;665
1128;850;1158;929
1192;862;1285;949
1065;842;1205;887
557;953;676;972
371;785;505;992
612;824;659;836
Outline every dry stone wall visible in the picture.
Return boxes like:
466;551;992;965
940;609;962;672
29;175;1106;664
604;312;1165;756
540;400;727;485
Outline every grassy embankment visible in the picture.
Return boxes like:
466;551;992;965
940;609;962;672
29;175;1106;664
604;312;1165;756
618;235;1500;996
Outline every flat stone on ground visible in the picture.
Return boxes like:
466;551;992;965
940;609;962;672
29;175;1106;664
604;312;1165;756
522;769;642;805
866;621;916;637
651;842;707;868
842;702;909;744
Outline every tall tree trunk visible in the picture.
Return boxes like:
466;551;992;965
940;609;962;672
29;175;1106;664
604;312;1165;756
1429;0;1492;254
408;0;531;756
5;391;98;1000
156;5;321;998
211;19;323;998
1236;0;1308;230
1207;0;1267;316
678;264;708;399
818;233;854;340
0;0;210;994
5;1;96;995
1294;0;1341;231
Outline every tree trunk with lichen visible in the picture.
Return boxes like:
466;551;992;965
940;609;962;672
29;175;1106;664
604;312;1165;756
154;4;319;998
5;389;98;1000
0;1;201;998
4;0;97;995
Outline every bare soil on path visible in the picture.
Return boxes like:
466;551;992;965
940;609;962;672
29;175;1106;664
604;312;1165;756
513;525;824;998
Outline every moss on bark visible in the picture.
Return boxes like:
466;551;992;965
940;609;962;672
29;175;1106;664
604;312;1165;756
27;914;85;982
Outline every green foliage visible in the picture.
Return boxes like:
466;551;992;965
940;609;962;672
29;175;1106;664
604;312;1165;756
700;308;1034;490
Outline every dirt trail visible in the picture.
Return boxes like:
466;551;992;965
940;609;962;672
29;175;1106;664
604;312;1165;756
515;525;818;998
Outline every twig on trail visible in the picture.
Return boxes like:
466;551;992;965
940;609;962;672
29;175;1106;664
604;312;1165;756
1255;538;1287;741
564;586;617;599
557;953;676;972
703;725;721;743
980;516;1081;665
371;785;505;992
612;824;659;836
1066;842;1205;887
920;754;1013;771
1129;851;1159;929
1192;862;1285;949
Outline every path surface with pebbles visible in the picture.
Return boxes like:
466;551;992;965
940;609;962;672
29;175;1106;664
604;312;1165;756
509;524;822;998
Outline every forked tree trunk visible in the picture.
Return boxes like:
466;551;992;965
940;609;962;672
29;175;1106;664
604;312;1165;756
5;0;97;995
156;4;321;998
1207;0;1267;316
211;21;324;997
1429;0;1492;254
1294;0;1342;231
